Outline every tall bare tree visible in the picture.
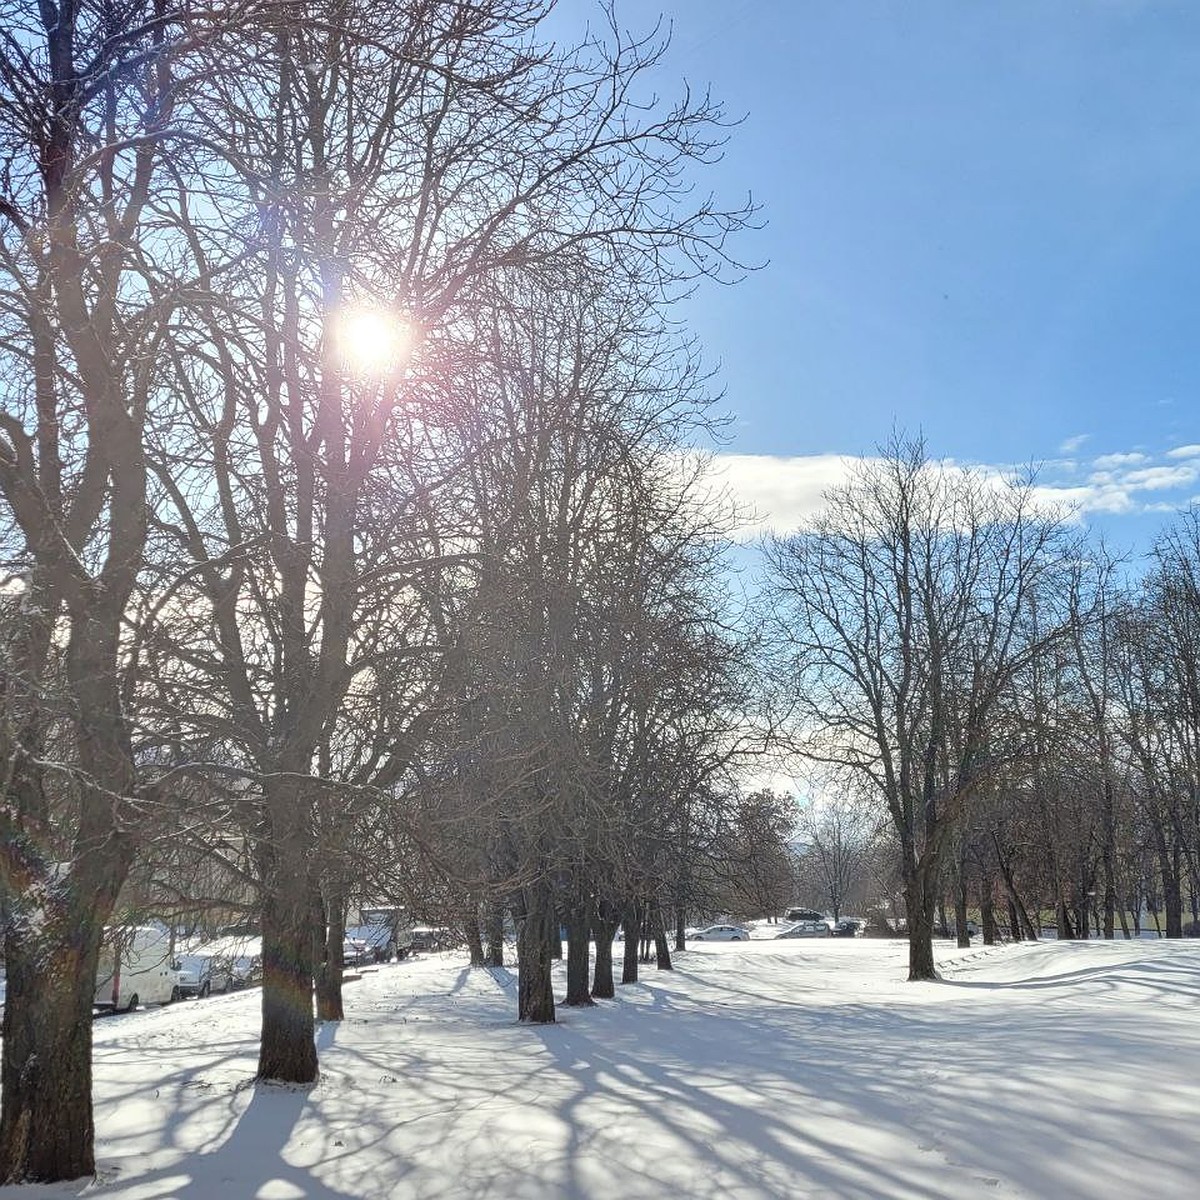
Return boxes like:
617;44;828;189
0;1;263;1179
764;437;1072;979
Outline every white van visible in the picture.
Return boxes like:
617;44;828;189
95;926;183;1012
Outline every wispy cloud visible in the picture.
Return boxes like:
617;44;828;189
1166;444;1200;460
1060;433;1090;454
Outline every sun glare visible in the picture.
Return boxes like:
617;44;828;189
334;307;411;375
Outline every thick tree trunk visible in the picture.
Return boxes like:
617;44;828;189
620;903;640;985
0;916;107;1182
517;885;556;1023
258;804;318;1082
315;889;345;1023
0;702;135;1182
563;904;594;1006
484;903;505;967
905;869;938;981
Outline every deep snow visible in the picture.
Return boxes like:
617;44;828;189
4;936;1199;1199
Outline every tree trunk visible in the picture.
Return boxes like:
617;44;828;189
675;905;686;952
0;755;134;1185
620;903;640;985
314;888;345;1023
980;878;997;946
1163;847;1184;937
1057;897;1075;940
484;903;505;967
517;884;556;1023
562;904;594;1006
1101;769;1116;939
0;917;106;1182
592;919;617;999
994;839;1038;940
1074;893;1089;941
653;907;672;971
258;800;318;1083
464;904;485;968
905;869;938;981
954;870;970;949
1008;898;1022;941
1117;897;1131;939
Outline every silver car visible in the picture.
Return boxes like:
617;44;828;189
692;924;751;941
775;919;830;939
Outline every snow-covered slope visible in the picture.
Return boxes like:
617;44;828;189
7;938;1199;1199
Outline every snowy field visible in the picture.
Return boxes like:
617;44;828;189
6;936;1200;1199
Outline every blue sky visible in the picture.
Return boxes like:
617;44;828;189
555;2;1200;551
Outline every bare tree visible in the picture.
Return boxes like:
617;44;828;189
795;791;877;921
0;1;265;1179
764;437;1072;979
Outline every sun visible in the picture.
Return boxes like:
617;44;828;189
333;306;411;375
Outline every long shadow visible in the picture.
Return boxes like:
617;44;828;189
108;1081;365;1200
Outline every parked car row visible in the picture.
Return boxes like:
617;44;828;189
94;927;263;1013
775;915;868;939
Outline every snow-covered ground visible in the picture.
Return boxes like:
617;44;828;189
7;937;1200;1199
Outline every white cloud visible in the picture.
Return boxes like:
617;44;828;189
1060;433;1090;454
1119;464;1199;491
1091;452;1149;470
1166;444;1200;460
705;453;864;538
707;443;1200;538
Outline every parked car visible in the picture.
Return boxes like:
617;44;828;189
947;919;980;939
342;938;373;967
409;925;455;952
94;926;184;1012
830;918;867;938
776;919;830;939
174;952;235;998
784;907;826;924
345;922;413;962
182;934;263;989
692;924;751;941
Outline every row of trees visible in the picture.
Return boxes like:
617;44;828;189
764;439;1200;978
0;0;761;1183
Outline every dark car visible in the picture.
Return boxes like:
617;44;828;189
784;907;826;923
831;918;866;938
